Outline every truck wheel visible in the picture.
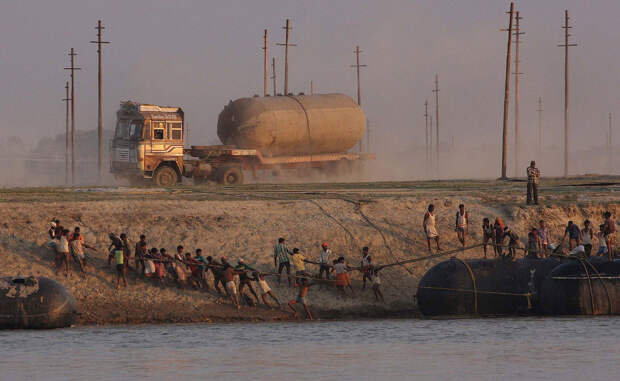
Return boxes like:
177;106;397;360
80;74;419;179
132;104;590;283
216;166;244;185
153;166;179;187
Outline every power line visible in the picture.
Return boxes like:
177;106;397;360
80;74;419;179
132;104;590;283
424;99;429;177
432;74;440;177
500;2;515;179
537;97;543;159
351;45;367;152
513;11;524;177
262;29;268;96
62;82;71;186
271;58;277;96
64;48;81;186
558;9;577;178
276;19;297;95
90;20;110;184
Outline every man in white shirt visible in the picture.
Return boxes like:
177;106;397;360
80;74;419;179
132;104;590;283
318;242;331;280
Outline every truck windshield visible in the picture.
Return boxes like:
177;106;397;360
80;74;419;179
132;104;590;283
115;120;143;139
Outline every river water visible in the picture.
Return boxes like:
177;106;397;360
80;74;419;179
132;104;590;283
1;317;618;381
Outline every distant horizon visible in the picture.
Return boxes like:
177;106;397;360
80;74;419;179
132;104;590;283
0;0;618;182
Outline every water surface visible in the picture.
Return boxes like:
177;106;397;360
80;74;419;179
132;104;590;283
1;317;618;380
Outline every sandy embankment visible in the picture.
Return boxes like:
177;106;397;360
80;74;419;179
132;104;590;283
0;188;617;325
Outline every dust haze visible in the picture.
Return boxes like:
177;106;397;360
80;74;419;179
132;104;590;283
0;0;618;187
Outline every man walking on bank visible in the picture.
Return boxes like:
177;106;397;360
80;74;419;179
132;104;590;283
526;161;540;205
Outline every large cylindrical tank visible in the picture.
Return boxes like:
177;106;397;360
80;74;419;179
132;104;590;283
416;257;560;316
217;94;366;156
540;258;620;315
0;276;78;329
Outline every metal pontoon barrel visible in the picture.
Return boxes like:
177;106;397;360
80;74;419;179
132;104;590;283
0;276;78;329
540;258;620;315
416;257;560;316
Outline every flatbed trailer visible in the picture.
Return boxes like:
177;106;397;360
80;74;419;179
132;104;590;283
184;145;375;185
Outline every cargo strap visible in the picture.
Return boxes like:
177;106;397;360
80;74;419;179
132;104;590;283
453;257;479;315
574;258;613;315
576;258;596;315
582;260;613;315
288;96;313;159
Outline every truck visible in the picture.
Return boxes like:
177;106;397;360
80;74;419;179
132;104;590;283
110;93;373;186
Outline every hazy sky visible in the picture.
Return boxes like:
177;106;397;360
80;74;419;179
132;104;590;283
1;0;619;177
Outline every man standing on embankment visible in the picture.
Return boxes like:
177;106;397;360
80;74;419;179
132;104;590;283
526;161;540;205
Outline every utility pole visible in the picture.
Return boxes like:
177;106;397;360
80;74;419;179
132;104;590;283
271;58;277;96
424;99;429;177
351;46;366;106
429;115;433;172
558;10;577;178
513;11;524;177
276;19;296;95
366;119;371;153
63;82;71;186
64;48;81;186
609;112;613;173
311;80;314;95
351;45;367;151
537;97;543;158
262;29;268;96
90;20;110;184
432;74;440;176
500;2;514;179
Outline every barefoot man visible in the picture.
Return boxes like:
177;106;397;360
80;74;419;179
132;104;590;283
455;204;469;248
423;204;440;252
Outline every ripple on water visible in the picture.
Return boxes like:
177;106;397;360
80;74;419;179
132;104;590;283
1;317;618;381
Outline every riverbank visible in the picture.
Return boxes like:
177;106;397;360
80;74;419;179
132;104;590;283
0;178;618;325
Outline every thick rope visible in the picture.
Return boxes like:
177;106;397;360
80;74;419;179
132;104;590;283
417;286;533;309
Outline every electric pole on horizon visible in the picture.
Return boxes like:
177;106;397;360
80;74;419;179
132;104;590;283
63;82;71;186
366;119;371;153
64;48;81;186
432;74;440;176
351;45;366;152
537;97;543;159
424;99;429;177
429;115;433;171
271;58;277;96
276;19;296;95
609;112;613;173
558;10;577;178
310;80;314;95
262;29;268;96
90;20;110;184
500;2;515;179
513;11;524;177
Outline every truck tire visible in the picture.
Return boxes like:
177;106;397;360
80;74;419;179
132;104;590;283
216;166;244;185
153;166;179;187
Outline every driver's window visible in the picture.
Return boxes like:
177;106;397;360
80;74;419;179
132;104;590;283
153;121;165;140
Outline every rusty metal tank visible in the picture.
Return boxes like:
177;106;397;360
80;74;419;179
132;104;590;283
416;257;560;317
217;94;365;156
540;257;620;315
0;276;78;329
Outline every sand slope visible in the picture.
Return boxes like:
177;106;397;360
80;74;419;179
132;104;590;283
0;181;618;324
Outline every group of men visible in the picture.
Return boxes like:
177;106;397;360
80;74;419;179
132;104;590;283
423;204;616;261
48;220;96;277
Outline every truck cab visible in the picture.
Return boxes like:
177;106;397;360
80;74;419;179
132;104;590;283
110;101;184;186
